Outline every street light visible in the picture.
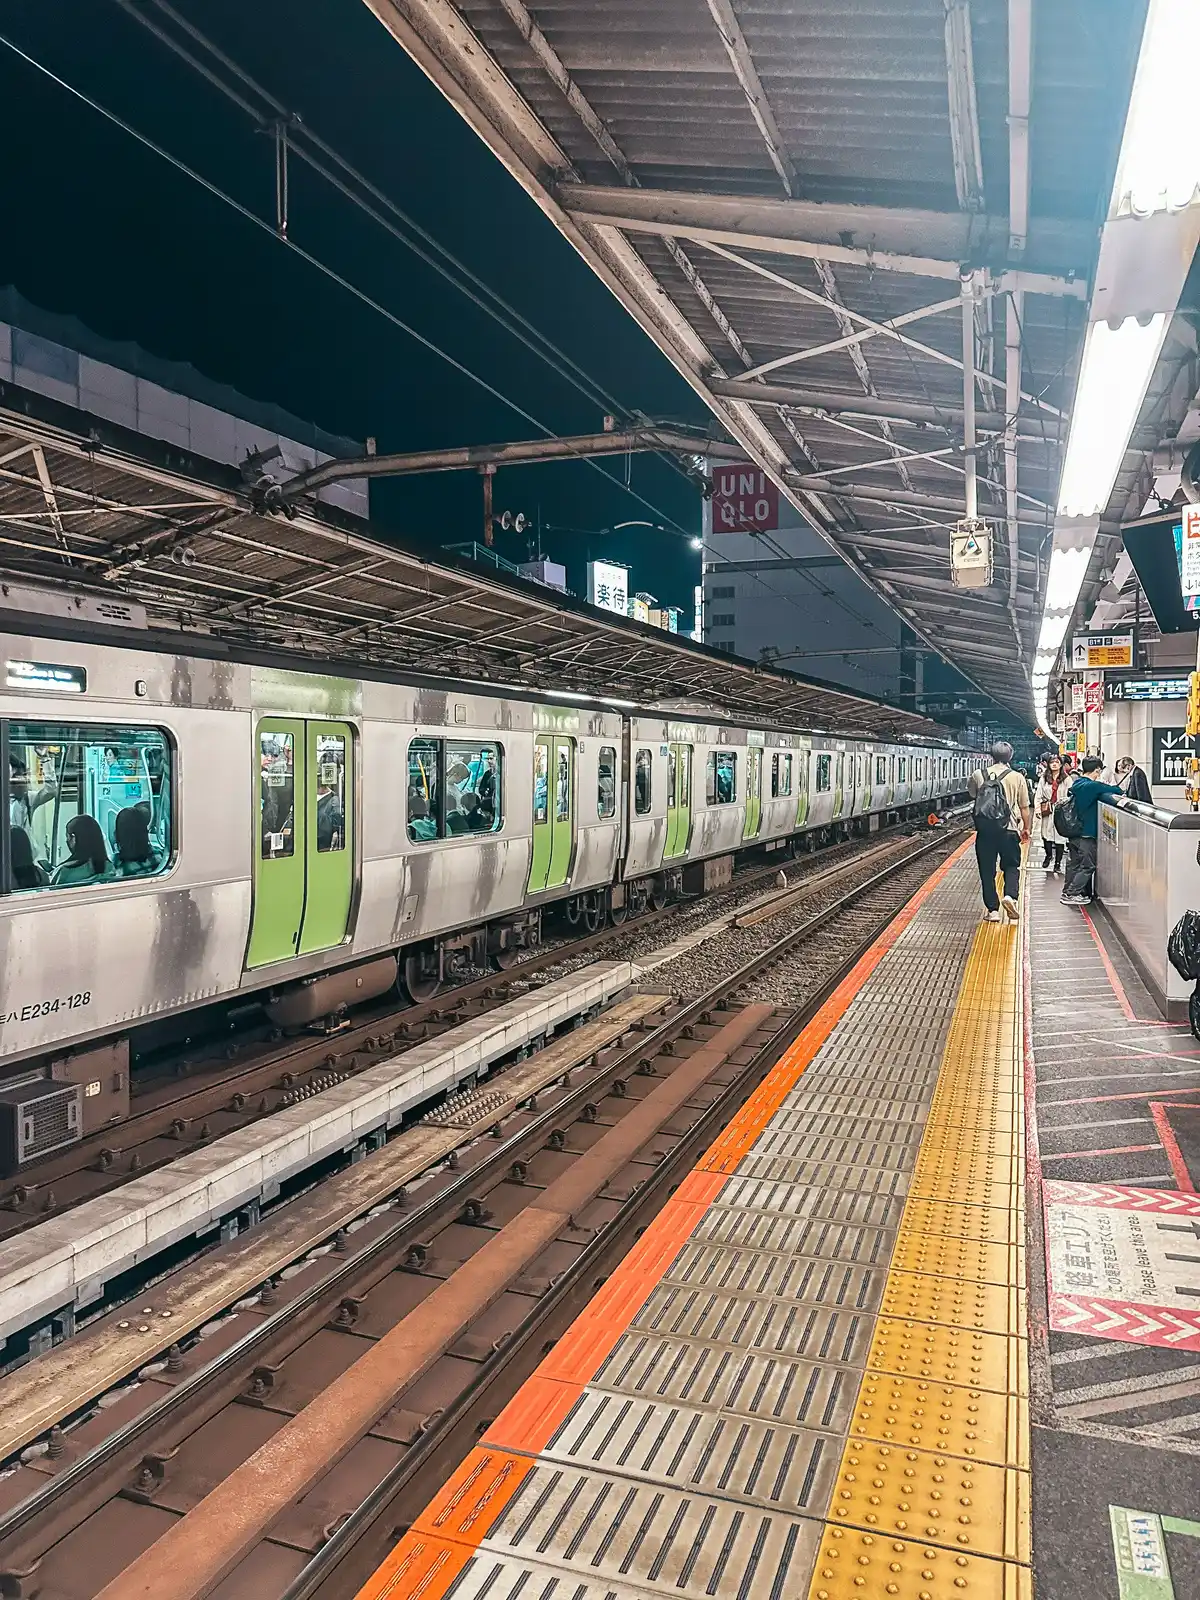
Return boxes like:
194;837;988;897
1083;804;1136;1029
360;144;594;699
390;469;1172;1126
690;537;703;550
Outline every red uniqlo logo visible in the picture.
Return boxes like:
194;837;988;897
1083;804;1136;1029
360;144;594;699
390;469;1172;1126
711;465;780;533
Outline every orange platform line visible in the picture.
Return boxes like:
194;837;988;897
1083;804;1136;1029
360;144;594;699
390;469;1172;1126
354;835;972;1600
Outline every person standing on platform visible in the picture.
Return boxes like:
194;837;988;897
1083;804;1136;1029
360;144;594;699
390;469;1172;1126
968;740;1031;924
1033;754;1070;875
1061;756;1124;906
1115;755;1153;805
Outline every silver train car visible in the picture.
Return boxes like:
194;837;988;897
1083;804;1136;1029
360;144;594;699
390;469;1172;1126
0;629;983;1160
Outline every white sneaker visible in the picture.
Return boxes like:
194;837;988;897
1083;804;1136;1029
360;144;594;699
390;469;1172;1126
984;910;1002;922
1001;895;1019;920
1061;895;1091;907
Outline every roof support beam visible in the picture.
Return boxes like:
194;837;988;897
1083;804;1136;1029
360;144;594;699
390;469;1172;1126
280;426;741;501
1008;0;1033;254
704;0;795;195
944;0;985;213
555;185;1091;297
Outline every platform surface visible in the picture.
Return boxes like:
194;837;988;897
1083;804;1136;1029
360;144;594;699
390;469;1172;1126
355;842;1038;1600
355;846;1200;1600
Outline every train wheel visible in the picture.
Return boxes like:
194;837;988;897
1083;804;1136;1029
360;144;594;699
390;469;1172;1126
403;950;441;1003
490;947;520;972
609;896;629;925
564;897;582;926
650;882;668;911
583;895;604;933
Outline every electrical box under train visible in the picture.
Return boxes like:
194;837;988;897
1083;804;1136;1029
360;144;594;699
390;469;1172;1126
0;1075;82;1170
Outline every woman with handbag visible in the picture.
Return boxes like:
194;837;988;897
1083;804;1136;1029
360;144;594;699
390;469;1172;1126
1033;754;1071;874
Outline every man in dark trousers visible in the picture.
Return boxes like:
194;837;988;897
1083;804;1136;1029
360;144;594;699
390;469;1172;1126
1061;755;1124;905
968;740;1032;922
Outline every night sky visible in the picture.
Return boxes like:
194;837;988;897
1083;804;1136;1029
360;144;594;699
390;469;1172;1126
0;0;711;610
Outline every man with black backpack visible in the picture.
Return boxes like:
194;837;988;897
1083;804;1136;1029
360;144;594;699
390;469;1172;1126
1059;755;1124;906
968;740;1032;922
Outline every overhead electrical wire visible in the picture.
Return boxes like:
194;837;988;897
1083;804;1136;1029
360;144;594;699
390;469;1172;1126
0;27;702;545
0;22;906;690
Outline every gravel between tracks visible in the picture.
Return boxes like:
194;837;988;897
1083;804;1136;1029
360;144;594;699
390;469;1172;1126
654;830;965;1001
526;833;918;982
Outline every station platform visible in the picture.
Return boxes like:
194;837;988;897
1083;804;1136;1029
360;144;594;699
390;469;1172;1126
354;841;1200;1600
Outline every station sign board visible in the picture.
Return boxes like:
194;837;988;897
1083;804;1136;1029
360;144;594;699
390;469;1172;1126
1106;676;1190;701
711;464;779;534
586;559;630;618
1071;681;1086;712
1152;727;1193;786
1071;632;1134;670
1085;679;1104;714
1182;503;1200;605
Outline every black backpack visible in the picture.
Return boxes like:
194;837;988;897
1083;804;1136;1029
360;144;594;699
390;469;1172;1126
1054;795;1084;839
972;767;1013;830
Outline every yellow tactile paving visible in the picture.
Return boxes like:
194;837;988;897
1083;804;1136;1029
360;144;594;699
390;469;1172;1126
808;1525;1031;1599
849;1373;1029;1468
809;905;1031;1600
868;1318;1027;1398
829;1441;1030;1562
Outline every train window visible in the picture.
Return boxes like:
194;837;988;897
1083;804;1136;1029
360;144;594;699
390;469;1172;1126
816;754;831;792
771;752;792;797
598;746;617;818
875;755;886;785
5;721;173;891
408;738;502;841
554;745;570;822
449;741;501;834
634;748;653;815
259;731;295;859
705;751;737;805
533;741;549;826
316;734;346;852
898;757;907;782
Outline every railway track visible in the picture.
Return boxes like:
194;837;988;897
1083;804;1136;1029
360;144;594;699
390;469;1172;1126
0;825;937;1241
0;823;966;1600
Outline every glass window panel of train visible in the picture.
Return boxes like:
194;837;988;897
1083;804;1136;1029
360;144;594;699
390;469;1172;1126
875;755;886;785
598;746;617;818
634;748;652;815
316;734;347;852
446;740;502;834
898;757;907;782
7;722;173;891
259;731;295;858
408;737;442;841
816;754;831;792
771;751;792;798
705;751;737;806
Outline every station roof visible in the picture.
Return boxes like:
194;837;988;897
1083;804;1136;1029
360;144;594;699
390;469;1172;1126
0;383;948;741
361;0;1143;722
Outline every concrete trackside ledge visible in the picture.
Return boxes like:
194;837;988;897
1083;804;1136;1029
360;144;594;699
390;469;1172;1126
0;961;640;1347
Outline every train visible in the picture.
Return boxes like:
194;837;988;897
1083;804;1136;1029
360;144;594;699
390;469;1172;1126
0;626;983;1165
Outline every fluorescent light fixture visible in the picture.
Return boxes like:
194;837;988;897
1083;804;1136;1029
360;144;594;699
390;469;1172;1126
1111;0;1200;218
1057;315;1168;517
1042;546;1093;612
1037;613;1072;653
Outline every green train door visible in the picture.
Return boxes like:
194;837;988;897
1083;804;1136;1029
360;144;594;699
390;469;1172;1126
248;718;306;968
665;742;692;858
529;736;574;893
795;751;810;828
860;754;872;813
743;747;762;839
833;753;845;817
299;721;354;955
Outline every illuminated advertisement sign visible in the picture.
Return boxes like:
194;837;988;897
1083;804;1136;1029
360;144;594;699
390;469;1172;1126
586;560;629;618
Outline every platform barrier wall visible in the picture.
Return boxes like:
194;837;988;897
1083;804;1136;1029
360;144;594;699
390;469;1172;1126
1097;798;1200;1019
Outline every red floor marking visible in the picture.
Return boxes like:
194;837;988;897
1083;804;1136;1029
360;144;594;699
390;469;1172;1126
1041;1143;1160;1161
1149;1101;1197;1193
1079;905;1173;1025
1079;906;1136;1020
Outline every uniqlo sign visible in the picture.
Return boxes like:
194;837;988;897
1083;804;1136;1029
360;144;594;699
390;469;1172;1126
711;464;780;533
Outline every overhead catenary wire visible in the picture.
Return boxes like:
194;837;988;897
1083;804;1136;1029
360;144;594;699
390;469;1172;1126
0;27;704;548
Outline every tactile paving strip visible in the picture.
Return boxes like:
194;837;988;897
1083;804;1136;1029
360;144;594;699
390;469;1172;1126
354;845;1030;1600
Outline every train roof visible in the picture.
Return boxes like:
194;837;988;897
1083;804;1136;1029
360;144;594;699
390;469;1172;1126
0;380;957;744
